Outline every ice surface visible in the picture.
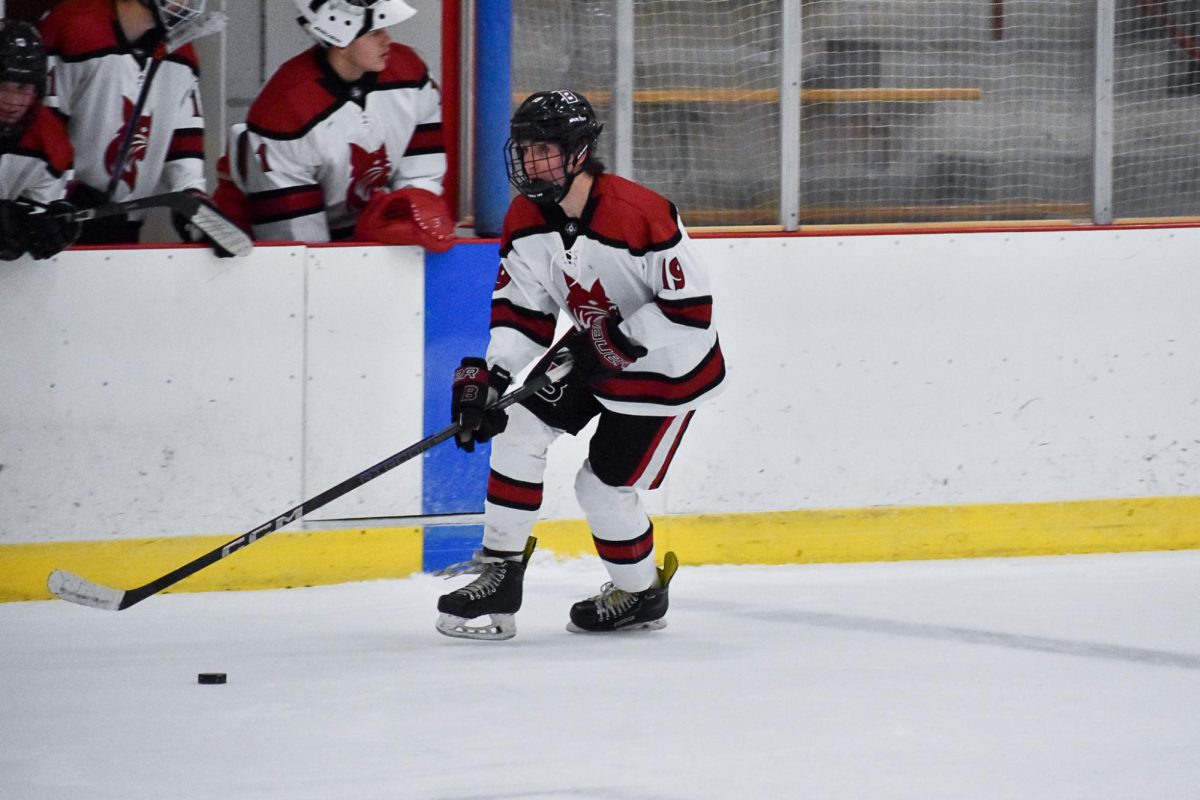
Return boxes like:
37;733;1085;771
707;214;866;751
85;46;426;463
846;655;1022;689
3;550;1200;799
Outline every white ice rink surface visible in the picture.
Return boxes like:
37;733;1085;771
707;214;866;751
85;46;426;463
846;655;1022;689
3;550;1200;799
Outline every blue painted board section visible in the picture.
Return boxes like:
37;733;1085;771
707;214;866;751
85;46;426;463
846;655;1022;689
422;243;501;518
422;524;486;573
473;0;513;236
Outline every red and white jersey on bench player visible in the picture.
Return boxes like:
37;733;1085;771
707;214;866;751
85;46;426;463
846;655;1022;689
0;105;73;203
40;0;205;201
237;43;446;242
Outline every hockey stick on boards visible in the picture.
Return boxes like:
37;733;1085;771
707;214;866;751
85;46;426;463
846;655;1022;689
55;191;253;257
48;357;574;611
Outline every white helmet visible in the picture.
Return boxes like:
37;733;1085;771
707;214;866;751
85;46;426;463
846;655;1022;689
294;0;417;48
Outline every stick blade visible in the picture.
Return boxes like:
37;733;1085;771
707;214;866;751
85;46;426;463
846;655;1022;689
48;569;126;611
191;203;254;257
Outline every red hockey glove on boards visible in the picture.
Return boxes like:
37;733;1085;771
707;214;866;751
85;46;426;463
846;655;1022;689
451;357;512;452
564;313;647;382
355;187;455;252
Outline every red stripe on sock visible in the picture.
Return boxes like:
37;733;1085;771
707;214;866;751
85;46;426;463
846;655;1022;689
593;527;654;564
487;470;543;509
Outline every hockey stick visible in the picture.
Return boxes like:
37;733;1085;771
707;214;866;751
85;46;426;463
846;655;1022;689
54;191;253;256
47;358;573;611
102;54;161;201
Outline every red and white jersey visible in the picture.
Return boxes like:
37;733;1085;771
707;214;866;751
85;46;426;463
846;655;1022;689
0;105;74;203
238;44;446;242
491;173;726;416
39;0;206;201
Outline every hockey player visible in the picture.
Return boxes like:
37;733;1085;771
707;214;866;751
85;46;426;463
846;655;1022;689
232;0;452;248
436;90;726;640
0;20;80;261
39;0;221;245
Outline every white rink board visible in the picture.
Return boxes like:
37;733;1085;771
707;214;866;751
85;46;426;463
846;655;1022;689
0;246;307;543
669;227;1200;513
1;229;1197;545
302;246;425;520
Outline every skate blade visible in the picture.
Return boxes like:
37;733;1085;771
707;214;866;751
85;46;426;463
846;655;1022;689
566;619;668;634
436;613;517;641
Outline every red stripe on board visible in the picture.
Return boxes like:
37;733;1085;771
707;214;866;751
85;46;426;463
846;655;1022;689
440;0;460;220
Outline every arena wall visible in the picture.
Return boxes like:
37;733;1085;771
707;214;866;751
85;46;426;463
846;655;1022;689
2;228;1197;600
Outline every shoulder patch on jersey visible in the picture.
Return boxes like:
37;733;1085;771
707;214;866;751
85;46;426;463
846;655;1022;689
500;195;552;254
377;43;431;87
585;173;681;256
40;0;121;58
165;44;200;75
246;48;340;139
16;106;74;176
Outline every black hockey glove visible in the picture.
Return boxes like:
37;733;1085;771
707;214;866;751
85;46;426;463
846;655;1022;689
0;200;29;261
25;201;82;260
564;312;647;382
172;190;236;258
451;357;512;452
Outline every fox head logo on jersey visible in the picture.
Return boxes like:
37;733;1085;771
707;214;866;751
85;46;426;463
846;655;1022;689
563;273;618;329
347;143;392;212
104;98;153;190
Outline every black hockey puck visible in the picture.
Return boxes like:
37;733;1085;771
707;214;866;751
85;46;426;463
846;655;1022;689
197;672;227;685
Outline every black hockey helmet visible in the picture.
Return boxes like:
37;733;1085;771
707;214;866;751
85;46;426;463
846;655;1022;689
505;90;604;205
0;20;47;140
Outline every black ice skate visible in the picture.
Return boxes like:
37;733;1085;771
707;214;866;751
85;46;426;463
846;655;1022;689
435;537;536;641
567;551;678;633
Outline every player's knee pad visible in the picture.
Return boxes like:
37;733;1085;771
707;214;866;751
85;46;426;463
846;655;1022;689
489;403;559;482
574;459;646;540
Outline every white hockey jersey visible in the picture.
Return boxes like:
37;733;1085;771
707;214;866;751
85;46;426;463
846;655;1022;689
491;173;726;416
0;105;73;203
40;0;205;201
237;43;446;242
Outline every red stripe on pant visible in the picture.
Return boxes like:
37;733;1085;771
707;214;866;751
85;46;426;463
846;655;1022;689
593;525;654;565
650;411;694;489
626;417;674;487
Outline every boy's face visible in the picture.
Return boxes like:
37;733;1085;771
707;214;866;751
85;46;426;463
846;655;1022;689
519;140;569;183
0;81;36;126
